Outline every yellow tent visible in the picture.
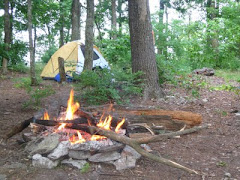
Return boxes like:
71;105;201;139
40;40;109;81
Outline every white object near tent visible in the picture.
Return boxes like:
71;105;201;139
40;40;110;82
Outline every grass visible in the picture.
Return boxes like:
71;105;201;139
215;69;240;82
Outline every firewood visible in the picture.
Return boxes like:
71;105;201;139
84;104;202;127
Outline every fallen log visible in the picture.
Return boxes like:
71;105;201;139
84;105;202;127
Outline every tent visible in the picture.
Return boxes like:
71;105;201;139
40;40;110;82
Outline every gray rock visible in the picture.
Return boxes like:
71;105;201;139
88;151;121;162
0;174;7;180
32;154;59;169
113;154;137;170
123;145;141;159
61;159;87;169
69;139;114;151
48;141;70;160
68;150;91;160
25;133;60;156
224;172;231;178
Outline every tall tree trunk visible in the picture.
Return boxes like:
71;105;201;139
206;0;219;66
128;0;164;100
71;0;80;41
83;0;94;71
33;25;37;62
59;0;64;47
117;0;123;35
157;0;164;55
111;0;117;39
28;0;37;85
2;0;11;74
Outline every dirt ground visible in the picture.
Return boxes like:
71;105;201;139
0;71;239;180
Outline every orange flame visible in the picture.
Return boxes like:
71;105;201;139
97;115;113;130
115;118;125;133
69;131;86;144
57;123;66;131
66;89;80;120
43;111;49;120
90;135;107;141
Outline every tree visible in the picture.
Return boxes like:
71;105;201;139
59;0;64;47
83;0;94;71
71;0;81;41
2;0;11;74
27;0;37;85
128;0;165;100
111;0;117;39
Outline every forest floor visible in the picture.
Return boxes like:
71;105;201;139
0;71;240;180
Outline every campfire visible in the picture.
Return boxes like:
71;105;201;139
23;89;135;170
6;89;209;174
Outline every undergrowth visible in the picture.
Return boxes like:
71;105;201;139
74;68;143;105
14;77;55;109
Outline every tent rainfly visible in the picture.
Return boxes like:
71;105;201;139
40;41;110;82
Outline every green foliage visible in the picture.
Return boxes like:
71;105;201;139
23;86;55;109
41;46;58;63
74;68;143;105
216;161;227;167
0;40;28;66
8;62;29;73
96;33;131;68
14;77;55;109
80;163;90;173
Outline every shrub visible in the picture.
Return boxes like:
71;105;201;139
74;68;143;105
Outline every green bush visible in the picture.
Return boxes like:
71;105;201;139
41;46;58;63
74;68;143;105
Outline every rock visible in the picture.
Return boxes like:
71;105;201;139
61;159;87;169
32;154;59;169
235;113;240;116
69;139;114;151
113;145;141;170
224;172;231;178
25;133;60;156
48;141;69;160
88;151;121;162
202;98;208;103
113;154;137;170
0;174;7;180
193;67;214;76
68;150;91;160
141;144;152;152
123;145;141;159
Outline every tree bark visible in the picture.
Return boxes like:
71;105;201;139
128;0;164;100
71;0;81;41
2;0;11;74
28;0;37;85
59;0;64;47
83;0;94;71
58;57;66;83
111;0;117;39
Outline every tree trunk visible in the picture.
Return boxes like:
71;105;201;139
28;0;37;86
71;0;80;41
59;0;64;47
117;0;123;35
128;0;164;100
111;0;117;39
157;0;165;55
206;0;219;66
2;0;11;74
83;0;94;71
